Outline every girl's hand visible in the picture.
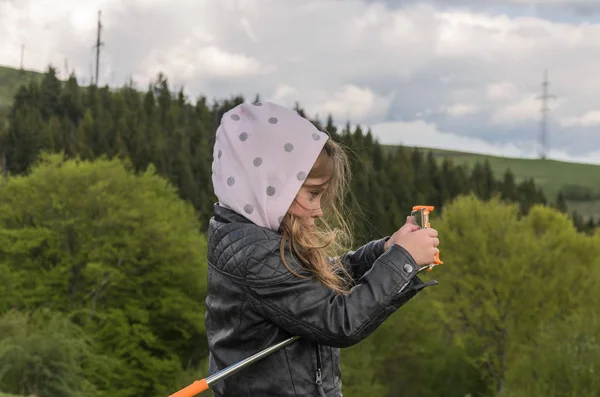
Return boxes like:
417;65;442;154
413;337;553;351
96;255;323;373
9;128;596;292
383;216;420;251
384;216;440;266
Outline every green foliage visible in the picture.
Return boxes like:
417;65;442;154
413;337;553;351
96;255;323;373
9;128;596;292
561;184;600;201
341;194;600;396
432;194;600;396
385;146;600;205
0;154;208;396
351;295;488;397
0;309;110;397
0;65;44;109
505;309;600;397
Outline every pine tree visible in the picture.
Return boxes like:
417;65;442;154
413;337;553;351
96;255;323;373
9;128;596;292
40;65;62;119
0;115;7;179
555;190;568;213
584;217;596;234
500;169;519;202
325;114;338;139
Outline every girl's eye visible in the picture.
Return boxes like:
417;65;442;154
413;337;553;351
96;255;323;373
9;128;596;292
310;191;320;199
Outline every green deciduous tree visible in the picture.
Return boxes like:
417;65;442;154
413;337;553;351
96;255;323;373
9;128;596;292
433;194;600;396
0;309;111;397
0;153;209;396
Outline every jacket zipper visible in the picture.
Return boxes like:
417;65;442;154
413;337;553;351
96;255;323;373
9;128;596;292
315;343;323;385
315;344;328;397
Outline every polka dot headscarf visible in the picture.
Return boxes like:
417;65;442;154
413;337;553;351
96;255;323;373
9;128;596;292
211;101;329;231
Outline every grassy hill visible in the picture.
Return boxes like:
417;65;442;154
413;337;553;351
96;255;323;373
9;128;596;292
1;64;600;219
0;65;43;109
385;146;600;200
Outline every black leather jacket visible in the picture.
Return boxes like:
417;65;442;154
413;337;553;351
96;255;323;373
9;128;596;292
205;204;438;397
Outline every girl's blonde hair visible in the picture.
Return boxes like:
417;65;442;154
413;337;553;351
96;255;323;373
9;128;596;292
278;137;355;294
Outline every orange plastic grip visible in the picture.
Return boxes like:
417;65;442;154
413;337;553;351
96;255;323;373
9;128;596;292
412;205;434;212
169;379;209;397
412;205;443;271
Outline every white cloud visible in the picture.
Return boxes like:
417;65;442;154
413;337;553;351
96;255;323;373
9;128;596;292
2;0;600;161
269;84;300;103
560;110;600;127
491;96;541;124
486;82;519;101
370;119;533;158
369;119;600;165
266;83;393;125
443;103;481;117
304;85;393;124
507;0;600;5
139;44;268;82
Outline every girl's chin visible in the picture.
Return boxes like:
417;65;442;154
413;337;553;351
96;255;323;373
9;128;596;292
300;218;315;227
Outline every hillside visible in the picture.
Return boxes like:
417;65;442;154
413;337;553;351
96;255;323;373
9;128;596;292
1;64;599;219
388;146;600;220
385;146;600;200
0;65;43;109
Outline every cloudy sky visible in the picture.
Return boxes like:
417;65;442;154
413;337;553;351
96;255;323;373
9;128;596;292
2;0;600;164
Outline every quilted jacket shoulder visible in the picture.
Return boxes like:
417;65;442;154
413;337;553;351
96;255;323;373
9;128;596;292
208;204;309;281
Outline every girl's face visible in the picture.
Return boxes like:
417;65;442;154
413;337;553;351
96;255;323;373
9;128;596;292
288;176;330;226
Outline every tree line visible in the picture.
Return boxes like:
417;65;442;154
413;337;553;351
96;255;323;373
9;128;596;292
1;66;596;239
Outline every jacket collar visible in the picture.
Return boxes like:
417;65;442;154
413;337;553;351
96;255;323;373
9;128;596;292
213;203;254;225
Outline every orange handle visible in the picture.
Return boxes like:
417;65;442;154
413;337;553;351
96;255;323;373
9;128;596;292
427;251;443;271
169;379;209;397
412;205;443;271
412;205;434;212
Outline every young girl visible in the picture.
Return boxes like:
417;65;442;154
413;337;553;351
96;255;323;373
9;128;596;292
206;101;439;397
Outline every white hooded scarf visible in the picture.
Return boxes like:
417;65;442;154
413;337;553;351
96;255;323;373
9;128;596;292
211;101;329;231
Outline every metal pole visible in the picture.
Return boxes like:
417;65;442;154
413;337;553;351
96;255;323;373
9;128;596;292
169;336;301;397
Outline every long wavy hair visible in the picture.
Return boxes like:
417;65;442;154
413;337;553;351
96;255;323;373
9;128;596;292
278;137;356;294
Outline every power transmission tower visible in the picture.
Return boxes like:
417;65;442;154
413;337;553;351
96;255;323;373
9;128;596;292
20;44;24;70
93;10;104;85
537;69;555;160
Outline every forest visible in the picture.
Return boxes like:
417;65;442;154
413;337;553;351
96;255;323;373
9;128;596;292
0;66;598;397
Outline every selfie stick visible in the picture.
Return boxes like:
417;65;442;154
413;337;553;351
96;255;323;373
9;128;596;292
169;335;301;397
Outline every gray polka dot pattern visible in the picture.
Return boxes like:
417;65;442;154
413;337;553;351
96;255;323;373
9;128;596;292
213;101;331;231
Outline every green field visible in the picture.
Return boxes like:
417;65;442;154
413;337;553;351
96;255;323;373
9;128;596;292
1;64;600;219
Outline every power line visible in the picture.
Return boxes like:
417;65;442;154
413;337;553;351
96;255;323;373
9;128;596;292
93;10;104;85
537;69;555;160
